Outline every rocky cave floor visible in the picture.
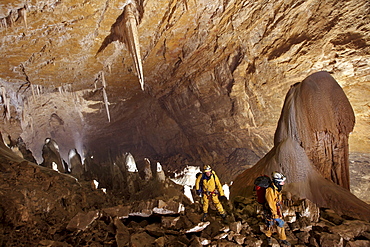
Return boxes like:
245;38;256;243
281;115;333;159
0;163;369;247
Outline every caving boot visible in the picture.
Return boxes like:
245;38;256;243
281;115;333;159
266;237;272;245
201;213;208;222
279;239;291;246
221;213;228;224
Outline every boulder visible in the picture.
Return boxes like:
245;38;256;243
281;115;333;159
330;220;370;241
102;205;131;219
113;217;130;247
130;232;156;247
66;210;100;231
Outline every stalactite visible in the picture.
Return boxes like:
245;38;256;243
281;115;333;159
0;87;10;121
0;5;28;31
21;102;25;122
5;94;10;121
123;3;144;90
30;84;36;100
19;7;27;29
100;71;111;122
1;18;7;30
0;87;5;119
97;1;145;90
5;11;15;28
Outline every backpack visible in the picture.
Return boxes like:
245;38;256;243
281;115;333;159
253;175;272;204
196;171;216;194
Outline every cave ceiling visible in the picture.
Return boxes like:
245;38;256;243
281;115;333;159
0;0;369;181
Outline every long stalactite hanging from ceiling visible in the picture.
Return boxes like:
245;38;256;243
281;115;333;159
97;1;145;91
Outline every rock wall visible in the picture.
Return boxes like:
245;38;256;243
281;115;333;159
0;0;369;183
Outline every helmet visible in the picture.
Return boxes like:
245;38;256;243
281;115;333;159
204;165;212;172
272;171;286;183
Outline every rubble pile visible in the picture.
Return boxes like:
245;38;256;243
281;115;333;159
1;152;370;246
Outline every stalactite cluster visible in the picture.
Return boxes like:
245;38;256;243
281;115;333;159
0;5;28;30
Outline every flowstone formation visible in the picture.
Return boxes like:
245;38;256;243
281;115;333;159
231;71;370;221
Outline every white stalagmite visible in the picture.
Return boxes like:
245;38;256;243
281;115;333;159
125;152;138;172
222;183;230;200
93;180;99;189
123;3;144;90
156;162;165;182
52;162;59;172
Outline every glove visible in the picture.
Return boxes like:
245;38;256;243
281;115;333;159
196;190;201;196
274;218;285;228
219;195;227;201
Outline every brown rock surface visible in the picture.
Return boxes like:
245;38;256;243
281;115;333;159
0;0;369;185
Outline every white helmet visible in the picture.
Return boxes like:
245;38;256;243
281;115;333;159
272;171;286;183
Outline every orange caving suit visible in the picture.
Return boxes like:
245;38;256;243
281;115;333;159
265;184;287;241
195;171;225;215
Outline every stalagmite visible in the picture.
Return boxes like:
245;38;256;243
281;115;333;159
125;152;138;172
143;158;152;181
69;148;84;179
230;71;370;221
51;162;59;172
41;138;65;173
156;162;165;182
112;163;125;191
